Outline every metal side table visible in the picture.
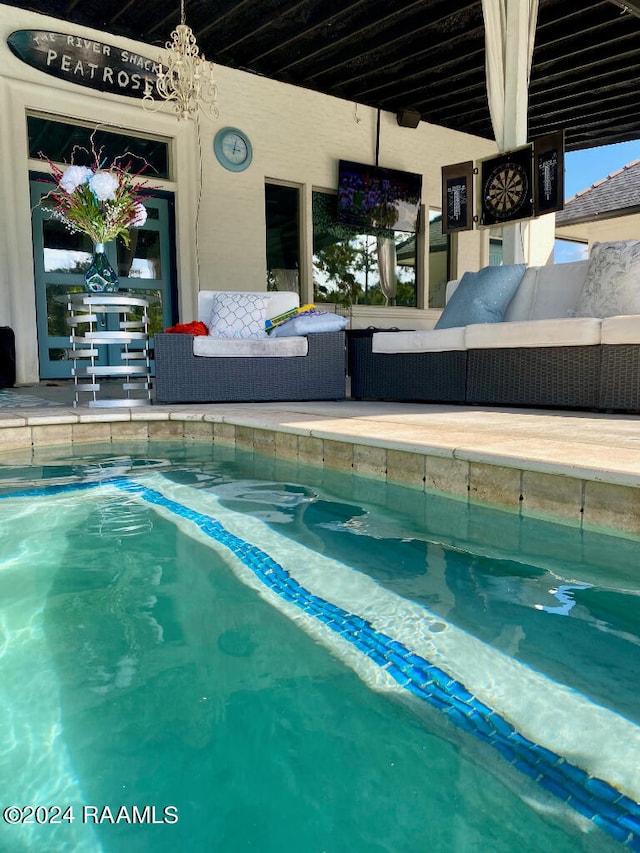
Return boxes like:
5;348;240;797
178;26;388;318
66;292;153;408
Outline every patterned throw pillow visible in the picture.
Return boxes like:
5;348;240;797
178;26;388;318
435;264;526;330
575;241;640;318
208;292;270;339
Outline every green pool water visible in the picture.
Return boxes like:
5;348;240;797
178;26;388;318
0;440;636;853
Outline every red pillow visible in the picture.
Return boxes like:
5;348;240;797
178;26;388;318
164;321;209;336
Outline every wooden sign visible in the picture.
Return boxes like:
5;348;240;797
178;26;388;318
441;161;474;233
7;30;161;99
534;131;565;216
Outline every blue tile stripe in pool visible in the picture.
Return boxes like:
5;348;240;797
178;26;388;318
114;479;640;849
2;477;640;848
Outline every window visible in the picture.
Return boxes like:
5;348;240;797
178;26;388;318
427;212;450;308
27;115;171;179
312;191;417;307
554;239;588;264
265;183;300;293
489;237;504;266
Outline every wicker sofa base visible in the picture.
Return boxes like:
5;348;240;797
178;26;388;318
600;344;640;412
466;345;602;409
154;331;346;403
349;336;608;409
348;335;467;402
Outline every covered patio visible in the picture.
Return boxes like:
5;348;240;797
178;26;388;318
5;0;640;151
2;1;640;385
2;1;640;384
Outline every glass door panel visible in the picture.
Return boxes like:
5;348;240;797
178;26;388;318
31;177;176;379
311;191;418;307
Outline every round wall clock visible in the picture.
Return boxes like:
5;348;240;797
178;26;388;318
214;127;253;172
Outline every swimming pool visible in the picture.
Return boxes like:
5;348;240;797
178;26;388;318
0;440;638;852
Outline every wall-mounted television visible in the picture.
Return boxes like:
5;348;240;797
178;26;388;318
337;159;422;233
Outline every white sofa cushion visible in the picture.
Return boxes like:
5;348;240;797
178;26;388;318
529;260;589;320
465;317;602;349
601;315;640;345
372;327;466;353
503;267;538;321
446;262;590;324
444;279;460;303
193;336;308;357
575;241;640;317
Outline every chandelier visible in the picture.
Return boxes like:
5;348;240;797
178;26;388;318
142;0;219;121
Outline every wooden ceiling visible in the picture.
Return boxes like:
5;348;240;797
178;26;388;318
5;0;640;150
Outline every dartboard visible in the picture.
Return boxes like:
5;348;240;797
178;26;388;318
484;161;529;220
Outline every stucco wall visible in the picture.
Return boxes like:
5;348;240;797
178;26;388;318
0;4;506;382
556;213;640;249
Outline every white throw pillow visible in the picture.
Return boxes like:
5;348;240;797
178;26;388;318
270;312;348;337
208;292;270;339
575;241;640;318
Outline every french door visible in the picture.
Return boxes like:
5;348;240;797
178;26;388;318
30;177;177;379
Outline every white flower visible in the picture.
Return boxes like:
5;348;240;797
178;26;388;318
89;171;120;201
59;165;92;194
130;202;148;227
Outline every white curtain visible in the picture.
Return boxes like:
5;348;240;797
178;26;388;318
482;0;539;263
376;236;397;305
482;0;538;150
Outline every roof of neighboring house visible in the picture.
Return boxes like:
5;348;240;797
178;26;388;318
428;216;448;252
395;216;447;265
556;159;640;227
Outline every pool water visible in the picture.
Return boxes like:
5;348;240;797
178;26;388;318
0;440;638;853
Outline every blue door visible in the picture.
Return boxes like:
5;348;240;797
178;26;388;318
30;178;177;380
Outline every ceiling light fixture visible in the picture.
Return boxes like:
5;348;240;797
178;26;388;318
142;0;219;121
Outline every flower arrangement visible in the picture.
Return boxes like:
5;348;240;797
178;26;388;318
40;139;151;247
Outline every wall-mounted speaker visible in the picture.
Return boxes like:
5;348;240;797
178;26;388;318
396;109;421;128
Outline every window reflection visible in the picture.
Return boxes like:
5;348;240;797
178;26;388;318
46;284;84;337
312;191;417;307
265;183;300;293
427;212;449;309
42;194;163;280
44;284;164;338
44;249;92;274
28;116;170;179
125;289;164;336
43;217;93;273
117;230;161;279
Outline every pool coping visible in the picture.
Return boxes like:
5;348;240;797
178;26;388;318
1;401;640;538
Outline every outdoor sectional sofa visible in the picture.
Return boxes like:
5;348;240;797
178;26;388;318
350;240;640;412
154;290;346;403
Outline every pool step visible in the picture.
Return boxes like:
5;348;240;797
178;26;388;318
124;472;640;850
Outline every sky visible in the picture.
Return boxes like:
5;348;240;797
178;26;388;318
554;138;640;262
564;138;640;200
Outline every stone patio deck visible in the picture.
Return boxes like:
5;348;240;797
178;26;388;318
1;382;639;536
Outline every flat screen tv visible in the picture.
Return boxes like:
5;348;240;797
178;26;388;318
337;159;422;232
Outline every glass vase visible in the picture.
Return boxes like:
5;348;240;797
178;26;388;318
84;243;119;293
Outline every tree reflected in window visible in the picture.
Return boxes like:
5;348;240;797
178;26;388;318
312;192;417;307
